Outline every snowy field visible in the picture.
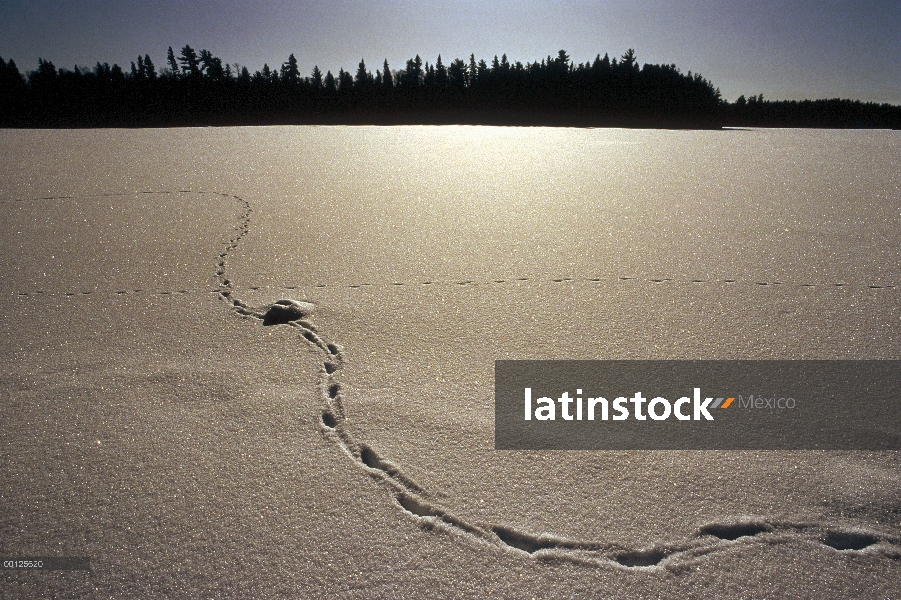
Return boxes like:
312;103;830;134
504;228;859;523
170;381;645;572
1;126;900;598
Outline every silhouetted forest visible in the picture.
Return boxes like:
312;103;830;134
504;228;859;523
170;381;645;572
1;47;899;128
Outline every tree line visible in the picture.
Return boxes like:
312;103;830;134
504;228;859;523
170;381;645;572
1;46;898;128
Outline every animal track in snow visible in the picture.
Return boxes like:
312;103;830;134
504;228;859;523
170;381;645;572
199;191;900;570
13;190;901;571
698;522;771;540
12;274;896;299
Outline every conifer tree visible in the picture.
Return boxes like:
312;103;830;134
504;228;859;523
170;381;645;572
143;54;156;79
166;46;178;76
199;49;224;80
179;45;200;76
435;55;447;88
337;68;353;94
280;53;300;86
311;65;323;90
382;59;393;89
448;58;467;89
355;59;370;86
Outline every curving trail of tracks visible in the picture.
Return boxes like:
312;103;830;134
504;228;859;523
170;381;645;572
20;190;900;570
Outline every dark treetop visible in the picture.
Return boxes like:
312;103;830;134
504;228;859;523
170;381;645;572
1;48;899;128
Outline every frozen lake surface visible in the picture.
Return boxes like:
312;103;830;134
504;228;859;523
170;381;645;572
1;127;900;597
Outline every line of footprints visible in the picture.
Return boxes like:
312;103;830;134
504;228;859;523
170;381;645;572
204;191;900;570
18;190;901;569
13;275;897;300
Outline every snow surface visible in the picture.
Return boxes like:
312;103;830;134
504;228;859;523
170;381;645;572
1;126;900;598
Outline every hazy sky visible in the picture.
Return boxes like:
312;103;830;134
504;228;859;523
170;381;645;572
2;0;899;103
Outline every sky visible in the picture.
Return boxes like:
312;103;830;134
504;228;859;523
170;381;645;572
1;0;900;104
